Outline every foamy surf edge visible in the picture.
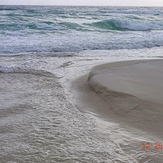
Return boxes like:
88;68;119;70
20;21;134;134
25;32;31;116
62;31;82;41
0;66;56;78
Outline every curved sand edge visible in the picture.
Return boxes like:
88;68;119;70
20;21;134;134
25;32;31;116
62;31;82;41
88;59;163;137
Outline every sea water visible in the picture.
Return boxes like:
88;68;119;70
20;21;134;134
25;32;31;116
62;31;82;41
1;6;163;163
1;6;163;54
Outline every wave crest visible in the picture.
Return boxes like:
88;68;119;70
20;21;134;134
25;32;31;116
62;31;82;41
88;18;163;31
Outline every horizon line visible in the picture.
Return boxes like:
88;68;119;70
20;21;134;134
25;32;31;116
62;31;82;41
0;4;163;7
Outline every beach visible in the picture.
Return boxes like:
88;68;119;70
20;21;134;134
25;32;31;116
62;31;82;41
1;5;163;162
88;60;163;137
1;53;163;162
72;59;163;162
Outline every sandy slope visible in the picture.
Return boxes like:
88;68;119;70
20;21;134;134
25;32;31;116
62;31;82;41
88;60;163;138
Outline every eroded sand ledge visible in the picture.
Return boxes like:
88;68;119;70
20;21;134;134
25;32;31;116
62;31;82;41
88;60;163;137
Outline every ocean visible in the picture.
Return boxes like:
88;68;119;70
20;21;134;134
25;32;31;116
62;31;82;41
1;5;163;55
1;5;163;163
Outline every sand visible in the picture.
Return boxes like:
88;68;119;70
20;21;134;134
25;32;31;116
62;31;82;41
1;55;163;162
88;59;163;138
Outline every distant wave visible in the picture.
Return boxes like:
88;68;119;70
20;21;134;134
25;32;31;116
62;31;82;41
0;22;56;31
87;18;163;31
0;6;17;11
1;5;163;54
2;19;163;32
0;21;84;31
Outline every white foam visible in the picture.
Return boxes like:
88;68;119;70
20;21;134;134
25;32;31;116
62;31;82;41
110;18;163;31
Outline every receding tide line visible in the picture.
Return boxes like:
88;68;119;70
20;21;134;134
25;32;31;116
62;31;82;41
0;66;56;78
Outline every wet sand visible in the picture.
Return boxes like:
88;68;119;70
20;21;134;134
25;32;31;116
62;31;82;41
88;60;163;138
1;55;163;162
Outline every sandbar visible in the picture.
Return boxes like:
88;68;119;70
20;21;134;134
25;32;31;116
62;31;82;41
88;60;163;137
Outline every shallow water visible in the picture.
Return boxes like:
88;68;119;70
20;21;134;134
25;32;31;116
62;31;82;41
0;69;133;163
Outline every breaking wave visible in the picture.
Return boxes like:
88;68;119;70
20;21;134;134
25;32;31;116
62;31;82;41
88;18;163;31
1;6;163;54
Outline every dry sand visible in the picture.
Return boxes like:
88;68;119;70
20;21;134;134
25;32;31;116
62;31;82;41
88;60;163;138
